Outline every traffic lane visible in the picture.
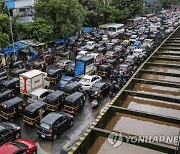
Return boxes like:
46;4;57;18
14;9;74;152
18;96;110;154
12;81;111;154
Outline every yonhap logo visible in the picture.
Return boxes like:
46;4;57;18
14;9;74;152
107;132;123;148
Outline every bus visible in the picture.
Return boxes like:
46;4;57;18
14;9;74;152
99;23;125;37
75;56;96;78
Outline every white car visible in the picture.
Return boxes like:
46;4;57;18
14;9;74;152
28;88;54;103
76;51;89;59
79;75;102;91
129;35;138;42
85;41;96;50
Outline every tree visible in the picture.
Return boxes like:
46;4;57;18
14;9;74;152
24;18;54;42
34;0;85;37
0;7;10;49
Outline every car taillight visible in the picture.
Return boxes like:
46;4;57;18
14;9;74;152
49;129;53;135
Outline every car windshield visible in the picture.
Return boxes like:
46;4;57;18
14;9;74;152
80;78;90;83
60;80;68;85
40;122;51;130
29;94;38;100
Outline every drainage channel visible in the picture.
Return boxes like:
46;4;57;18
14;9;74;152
68;26;180;154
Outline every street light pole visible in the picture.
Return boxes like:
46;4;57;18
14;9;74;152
9;16;16;62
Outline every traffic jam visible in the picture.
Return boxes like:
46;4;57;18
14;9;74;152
0;10;179;153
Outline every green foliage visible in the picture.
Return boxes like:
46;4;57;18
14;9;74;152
0;1;10;49
34;0;85;37
0;32;9;49
24;17;54;42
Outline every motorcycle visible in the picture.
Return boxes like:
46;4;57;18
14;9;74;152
91;92;100;108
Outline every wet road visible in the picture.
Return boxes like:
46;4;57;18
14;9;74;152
9;53;112;154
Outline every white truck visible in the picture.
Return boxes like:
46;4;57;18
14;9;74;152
20;70;50;96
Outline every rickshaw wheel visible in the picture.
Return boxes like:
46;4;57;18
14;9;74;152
15;132;21;139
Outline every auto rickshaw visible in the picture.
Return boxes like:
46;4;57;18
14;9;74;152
63;81;82;96
98;63;111;77
47;68;62;84
23;101;47;126
1;97;25;121
64;92;85;115
10;68;26;77
46;90;65;112
0;78;20;94
32;61;46;71
9;61;24;70
0;89;14;109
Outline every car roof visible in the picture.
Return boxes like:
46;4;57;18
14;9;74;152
41;112;64;124
65;92;84;103
93;82;105;88
83;75;96;80
46;90;64;101
24;101;46;113
0;89;12;97
30;88;48;96
61;76;74;81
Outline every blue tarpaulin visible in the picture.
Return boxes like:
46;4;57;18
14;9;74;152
5;0;15;9
81;27;94;33
55;39;65;45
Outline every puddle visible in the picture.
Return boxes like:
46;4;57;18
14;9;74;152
132;83;180;98
153;60;180;65
147;66;180;74
106;114;180;146
142;73;180;83
87;137;166;154
122;96;180;118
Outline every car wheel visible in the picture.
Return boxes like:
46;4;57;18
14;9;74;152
15;132;21;139
70;120;74;126
53;134;57;141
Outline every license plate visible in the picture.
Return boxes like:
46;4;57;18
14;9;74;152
41;134;45;138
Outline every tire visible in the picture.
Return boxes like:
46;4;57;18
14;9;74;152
53;134;57;141
15;132;21;139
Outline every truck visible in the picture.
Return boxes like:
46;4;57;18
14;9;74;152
20;70;50;96
75;56;97;78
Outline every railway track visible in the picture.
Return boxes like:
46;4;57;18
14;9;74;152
68;26;180;154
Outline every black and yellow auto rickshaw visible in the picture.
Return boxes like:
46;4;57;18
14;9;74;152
32;61;46;71
47;68;62;84
98;63;111;78
63;81;82;96
0;78;20;94
1;97;24;121
64;92;85;115
46;90;65;112
23;101;47;126
9;61;24;70
0;89;14;110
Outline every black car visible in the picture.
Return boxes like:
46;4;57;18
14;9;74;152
37;112;74;140
0;122;21;145
89;82;110;99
